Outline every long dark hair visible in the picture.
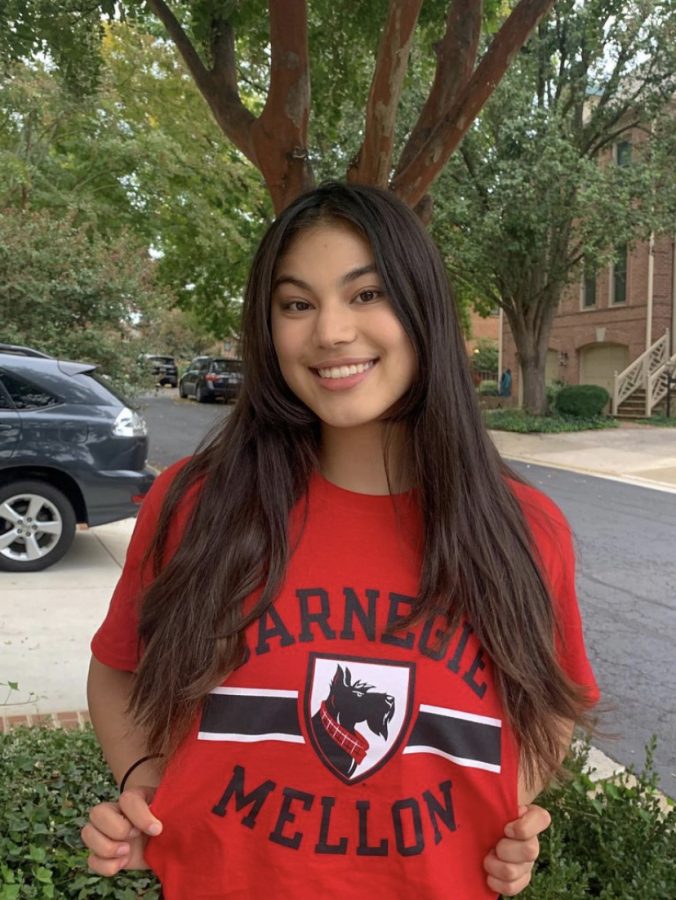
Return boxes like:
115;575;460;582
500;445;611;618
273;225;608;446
131;182;590;784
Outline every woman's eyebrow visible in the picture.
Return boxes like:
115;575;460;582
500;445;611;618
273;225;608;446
272;263;379;293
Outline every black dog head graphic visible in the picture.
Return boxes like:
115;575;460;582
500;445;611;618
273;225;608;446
326;665;395;739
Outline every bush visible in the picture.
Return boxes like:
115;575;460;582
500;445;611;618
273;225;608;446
555;384;610;418
522;738;676;899
484;409;618;433
1;727;673;898
0;726;160;898
478;379;499;396
545;380;566;415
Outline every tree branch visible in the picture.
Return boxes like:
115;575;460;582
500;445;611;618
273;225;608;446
392;0;556;207
252;0;313;211
146;0;257;164
348;0;423;186
396;0;482;177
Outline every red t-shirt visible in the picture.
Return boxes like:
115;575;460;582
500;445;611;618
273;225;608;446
92;461;598;900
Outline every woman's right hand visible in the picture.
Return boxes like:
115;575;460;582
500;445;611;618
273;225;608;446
81;786;163;874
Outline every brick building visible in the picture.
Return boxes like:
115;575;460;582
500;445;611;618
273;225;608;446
499;137;676;414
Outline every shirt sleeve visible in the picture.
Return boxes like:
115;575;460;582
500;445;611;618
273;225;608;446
511;480;600;707
91;460;189;671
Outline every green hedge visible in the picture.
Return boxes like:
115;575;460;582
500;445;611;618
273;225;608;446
484;409;618;433
555;384;610;418
478;379;499;396
0;727;673;898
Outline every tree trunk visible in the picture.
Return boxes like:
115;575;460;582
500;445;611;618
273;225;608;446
507;291;559;415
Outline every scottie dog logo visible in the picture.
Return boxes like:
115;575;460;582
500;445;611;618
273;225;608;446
305;654;415;784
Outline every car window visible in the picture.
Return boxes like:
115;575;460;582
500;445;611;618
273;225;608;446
0;370;61;409
211;359;242;374
149;356;176;365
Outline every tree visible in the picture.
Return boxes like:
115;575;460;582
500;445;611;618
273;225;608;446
0;25;270;335
1;0;557;215
0;207;165;389
433;0;676;412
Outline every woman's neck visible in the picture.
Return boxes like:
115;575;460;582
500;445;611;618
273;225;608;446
319;422;410;495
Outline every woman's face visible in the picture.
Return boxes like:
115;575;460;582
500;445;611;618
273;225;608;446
270;223;417;431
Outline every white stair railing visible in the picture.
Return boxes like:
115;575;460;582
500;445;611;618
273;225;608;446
648;352;676;416
612;331;669;415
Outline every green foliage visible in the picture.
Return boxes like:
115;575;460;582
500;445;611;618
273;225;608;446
555;385;611;419
478;379;499;396
432;0;676;413
0;207;163;392
0;726;160;898
545;380;566;415
484;409;618;433
522;738;676;899
471;338;499;375
1;727;672;898
635;416;676;428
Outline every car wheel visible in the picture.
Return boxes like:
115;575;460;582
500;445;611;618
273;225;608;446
0;481;77;572
179;381;187;398
195;383;212;403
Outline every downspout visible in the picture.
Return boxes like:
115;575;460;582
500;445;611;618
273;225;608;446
672;236;676;357
645;232;655;352
498;307;504;381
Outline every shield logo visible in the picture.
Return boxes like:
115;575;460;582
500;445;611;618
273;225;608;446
304;653;415;785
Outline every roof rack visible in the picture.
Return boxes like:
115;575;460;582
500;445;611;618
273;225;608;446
0;343;53;359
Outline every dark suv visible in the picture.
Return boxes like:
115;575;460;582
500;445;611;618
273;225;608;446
179;357;243;403
140;354;178;388
0;344;155;572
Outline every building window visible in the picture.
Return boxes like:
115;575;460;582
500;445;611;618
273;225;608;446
582;262;597;309
610;244;628;305
615;140;631;166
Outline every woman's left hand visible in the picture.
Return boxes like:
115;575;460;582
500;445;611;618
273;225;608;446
483;804;551;896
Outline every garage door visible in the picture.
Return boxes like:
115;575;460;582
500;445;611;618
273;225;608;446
579;344;629;395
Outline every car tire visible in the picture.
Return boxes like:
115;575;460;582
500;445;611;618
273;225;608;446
178;381;187;398
0;480;77;572
195;384;212;403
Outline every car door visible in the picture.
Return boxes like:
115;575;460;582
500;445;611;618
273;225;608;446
0;368;63;463
0;375;21;459
182;359;200;395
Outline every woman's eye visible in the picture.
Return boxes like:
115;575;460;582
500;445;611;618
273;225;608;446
283;300;312;312
355;289;382;304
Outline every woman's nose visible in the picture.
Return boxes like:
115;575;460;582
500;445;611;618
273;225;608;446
314;304;356;347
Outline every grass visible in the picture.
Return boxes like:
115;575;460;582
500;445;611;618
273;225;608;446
484;408;619;433
634;415;676;427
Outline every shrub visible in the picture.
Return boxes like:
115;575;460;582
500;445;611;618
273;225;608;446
478;379;499;396
555;384;610;418
484;409;618;433
0;726;160;898
522;738;676;899
470;338;499;375
1;727;673;898
545;380;566;415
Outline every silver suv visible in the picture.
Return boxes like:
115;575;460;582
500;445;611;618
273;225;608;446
0;345;155;572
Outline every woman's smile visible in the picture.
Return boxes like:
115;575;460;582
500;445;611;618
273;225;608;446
270;224;416;430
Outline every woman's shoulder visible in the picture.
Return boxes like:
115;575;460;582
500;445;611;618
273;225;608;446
506;478;574;584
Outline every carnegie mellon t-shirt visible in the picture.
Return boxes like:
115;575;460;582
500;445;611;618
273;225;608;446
92;462;599;900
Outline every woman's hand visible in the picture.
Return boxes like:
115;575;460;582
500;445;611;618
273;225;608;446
483;804;551;896
81;786;163;875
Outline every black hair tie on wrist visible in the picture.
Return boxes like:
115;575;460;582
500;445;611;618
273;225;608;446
119;754;163;794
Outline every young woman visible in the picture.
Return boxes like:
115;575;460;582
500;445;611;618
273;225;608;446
82;183;598;899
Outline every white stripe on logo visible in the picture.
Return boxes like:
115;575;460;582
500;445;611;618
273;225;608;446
418;704;502;727
209;686;299;699
198;731;305;744
402;745;501;773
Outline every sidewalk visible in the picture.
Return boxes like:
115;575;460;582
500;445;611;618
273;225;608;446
490;422;676;491
2;425;674;785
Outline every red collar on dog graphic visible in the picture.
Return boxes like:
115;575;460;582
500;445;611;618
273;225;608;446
305;654;415;784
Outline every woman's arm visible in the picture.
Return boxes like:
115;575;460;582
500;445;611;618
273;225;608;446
82;656;164;873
